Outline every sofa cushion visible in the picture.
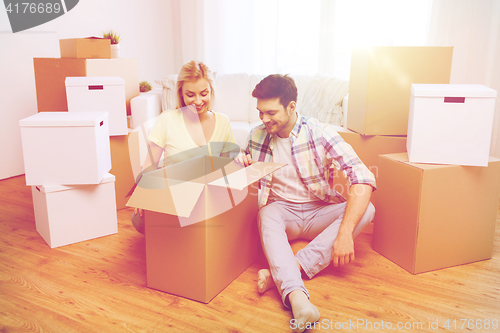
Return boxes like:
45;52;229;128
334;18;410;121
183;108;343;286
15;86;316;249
213;73;251;122
249;74;266;123
229;121;251;150
299;74;348;126
289;74;313;111
155;74;178;111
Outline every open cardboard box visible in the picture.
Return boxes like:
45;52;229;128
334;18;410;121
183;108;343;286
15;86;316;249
127;155;285;303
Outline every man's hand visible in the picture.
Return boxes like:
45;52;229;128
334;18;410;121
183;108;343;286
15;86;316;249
331;183;372;267
331;230;355;267
234;151;253;167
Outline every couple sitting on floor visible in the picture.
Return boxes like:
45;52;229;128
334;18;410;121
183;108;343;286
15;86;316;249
132;60;376;333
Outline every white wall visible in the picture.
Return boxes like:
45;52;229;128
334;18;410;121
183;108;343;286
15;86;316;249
0;0;176;180
428;0;500;159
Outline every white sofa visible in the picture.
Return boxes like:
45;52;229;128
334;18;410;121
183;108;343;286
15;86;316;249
130;73;349;150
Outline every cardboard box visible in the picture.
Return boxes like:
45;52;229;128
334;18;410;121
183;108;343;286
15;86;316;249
127;156;285;303
34;58;139;115
33;58;87;112
110;133;136;210
66;76;128;136
19;112;111;186
332;130;407;212
373;153;500;274
59;37;111;59
85;59;139;116
32;173;118;248
347;46;453;135
407;84;497;166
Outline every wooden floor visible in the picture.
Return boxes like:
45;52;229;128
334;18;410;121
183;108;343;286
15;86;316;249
1;174;499;333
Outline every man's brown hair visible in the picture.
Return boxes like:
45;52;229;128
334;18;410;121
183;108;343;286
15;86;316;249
252;74;298;109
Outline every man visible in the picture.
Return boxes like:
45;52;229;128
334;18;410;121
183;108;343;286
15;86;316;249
237;75;376;332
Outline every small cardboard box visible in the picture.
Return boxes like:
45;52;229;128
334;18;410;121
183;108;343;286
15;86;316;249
127;155;285;303
373;153;500;274
347;46;453;135
66;76;128;136
59;37;111;59
407;84;497;167
19;112;111;186
34;58;139;115
332;130;407;212
32;173;118;248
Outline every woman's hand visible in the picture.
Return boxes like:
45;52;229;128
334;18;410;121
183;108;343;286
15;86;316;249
134;208;144;217
234;151;253;167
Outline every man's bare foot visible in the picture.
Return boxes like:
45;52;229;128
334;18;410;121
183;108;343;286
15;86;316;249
257;269;275;293
289;290;320;333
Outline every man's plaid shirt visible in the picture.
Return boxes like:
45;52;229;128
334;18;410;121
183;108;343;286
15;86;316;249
244;114;377;208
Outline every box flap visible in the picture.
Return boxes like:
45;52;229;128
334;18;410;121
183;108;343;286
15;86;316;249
126;157;286;221
65;76;125;87
209;162;286;190
34;173;115;193
126;167;206;217
412;84;497;98
19;111;108;127
127;178;205;217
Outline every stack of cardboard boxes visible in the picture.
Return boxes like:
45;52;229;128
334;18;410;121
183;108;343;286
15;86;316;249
334;46;454;209
20;37;141;248
33;37;139;209
19;111;118;248
344;46;500;274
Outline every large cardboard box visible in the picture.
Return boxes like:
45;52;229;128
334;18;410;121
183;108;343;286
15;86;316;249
127;155;284;303
332;130;407;211
33;58;87;112
19;112;111;186
407;84;497;167
347;46;453;135
373;153;500;274
86;59;139;116
110;133;136;210
33;58;139;115
32;173;118;248
59;37;111;59
66;76;128;136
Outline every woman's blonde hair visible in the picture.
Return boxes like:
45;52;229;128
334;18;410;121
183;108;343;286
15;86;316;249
176;60;216;109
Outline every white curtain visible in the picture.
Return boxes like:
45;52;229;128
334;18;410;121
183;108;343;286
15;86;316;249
172;0;432;76
169;0;500;157
204;0;322;75
428;0;500;158
170;0;206;70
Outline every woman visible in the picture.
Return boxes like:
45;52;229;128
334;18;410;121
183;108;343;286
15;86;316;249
132;61;238;233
